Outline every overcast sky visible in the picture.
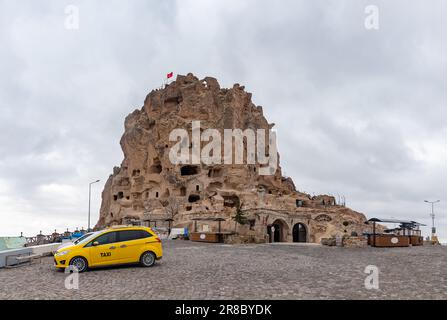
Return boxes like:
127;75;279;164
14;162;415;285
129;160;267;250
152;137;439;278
0;0;446;242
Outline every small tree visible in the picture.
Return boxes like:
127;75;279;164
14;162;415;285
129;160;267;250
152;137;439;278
165;197;179;234
143;200;152;225
232;201;247;233
166;197;180;220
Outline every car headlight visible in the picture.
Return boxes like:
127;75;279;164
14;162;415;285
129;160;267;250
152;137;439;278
55;250;70;256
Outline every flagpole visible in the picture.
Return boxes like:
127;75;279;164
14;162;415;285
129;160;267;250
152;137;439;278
163;72;173;89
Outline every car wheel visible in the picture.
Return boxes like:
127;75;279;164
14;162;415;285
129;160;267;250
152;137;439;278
69;256;88;273
140;251;156;267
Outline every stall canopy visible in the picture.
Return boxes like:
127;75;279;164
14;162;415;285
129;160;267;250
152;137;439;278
192;217;226;233
367;218;426;228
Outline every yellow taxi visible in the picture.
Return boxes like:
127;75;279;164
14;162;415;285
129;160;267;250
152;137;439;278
54;226;163;272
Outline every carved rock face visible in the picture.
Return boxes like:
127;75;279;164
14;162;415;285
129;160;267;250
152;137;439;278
96;73;368;243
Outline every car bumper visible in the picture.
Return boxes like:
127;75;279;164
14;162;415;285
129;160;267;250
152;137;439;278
54;256;69;269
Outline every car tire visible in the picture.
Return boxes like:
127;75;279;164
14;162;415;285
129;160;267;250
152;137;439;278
140;251;156;267
69;256;88;273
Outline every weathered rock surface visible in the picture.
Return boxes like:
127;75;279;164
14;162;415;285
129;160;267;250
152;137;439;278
97;73;370;243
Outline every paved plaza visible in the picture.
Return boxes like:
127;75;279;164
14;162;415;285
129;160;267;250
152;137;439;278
0;240;446;300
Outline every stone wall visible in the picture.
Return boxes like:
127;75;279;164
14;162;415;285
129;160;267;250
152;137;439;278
342;236;368;248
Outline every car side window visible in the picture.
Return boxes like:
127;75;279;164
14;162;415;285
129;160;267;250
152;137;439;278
118;230;152;242
86;232;117;247
118;230;140;242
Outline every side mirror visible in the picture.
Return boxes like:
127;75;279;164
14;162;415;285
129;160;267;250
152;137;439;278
92;241;99;246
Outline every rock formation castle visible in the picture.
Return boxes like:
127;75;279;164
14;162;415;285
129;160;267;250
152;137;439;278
97;73;369;243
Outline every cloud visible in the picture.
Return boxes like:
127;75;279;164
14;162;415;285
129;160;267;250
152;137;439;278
0;0;446;242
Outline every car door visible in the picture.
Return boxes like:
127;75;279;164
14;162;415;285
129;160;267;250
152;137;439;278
115;230;148;263
87;231;120;266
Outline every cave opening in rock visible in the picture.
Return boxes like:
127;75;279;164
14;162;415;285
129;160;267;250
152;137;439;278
181;165;199;176
149;158;162;174
188;194;200;203
150;164;162;174
223;195;240;208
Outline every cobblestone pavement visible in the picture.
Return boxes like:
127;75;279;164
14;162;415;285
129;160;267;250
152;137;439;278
0;241;446;300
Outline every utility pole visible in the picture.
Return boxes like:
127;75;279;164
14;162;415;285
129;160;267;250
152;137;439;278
88;180;100;232
424;200;440;238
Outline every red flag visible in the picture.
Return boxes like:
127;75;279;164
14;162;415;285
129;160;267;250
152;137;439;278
167;72;173;79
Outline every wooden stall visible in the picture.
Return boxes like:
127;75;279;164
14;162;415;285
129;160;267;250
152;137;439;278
372;234;410;247
189;217;227;243
409;235;424;246
367;218;425;248
189;232;222;243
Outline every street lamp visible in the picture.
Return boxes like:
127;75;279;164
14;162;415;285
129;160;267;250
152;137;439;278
424;200;440;236
88;180;100;232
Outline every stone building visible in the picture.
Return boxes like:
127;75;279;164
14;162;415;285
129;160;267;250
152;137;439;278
97;73;369;243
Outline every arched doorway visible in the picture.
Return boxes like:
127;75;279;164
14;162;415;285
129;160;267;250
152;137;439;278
292;223;307;243
268;219;289;242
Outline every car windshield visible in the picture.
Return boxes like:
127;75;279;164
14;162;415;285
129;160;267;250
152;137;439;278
73;232;93;244
76;231;101;245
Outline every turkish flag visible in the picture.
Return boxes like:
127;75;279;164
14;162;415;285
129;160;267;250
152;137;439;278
167;72;173;79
